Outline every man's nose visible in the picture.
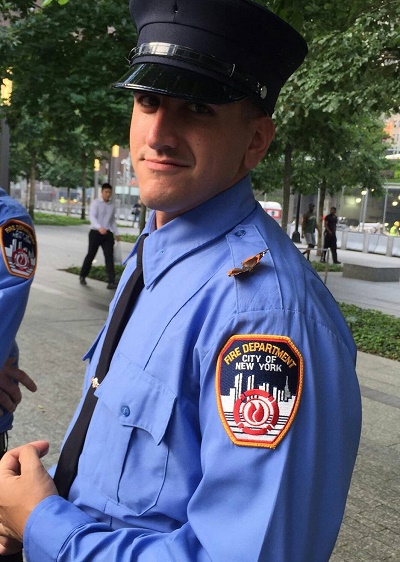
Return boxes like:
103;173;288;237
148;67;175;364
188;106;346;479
146;108;179;151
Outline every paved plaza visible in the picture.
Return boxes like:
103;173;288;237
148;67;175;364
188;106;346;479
10;224;400;561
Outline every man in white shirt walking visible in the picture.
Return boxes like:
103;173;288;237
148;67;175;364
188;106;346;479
79;183;121;290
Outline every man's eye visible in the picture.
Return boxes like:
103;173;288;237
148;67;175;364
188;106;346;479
187;102;213;114
134;93;160;108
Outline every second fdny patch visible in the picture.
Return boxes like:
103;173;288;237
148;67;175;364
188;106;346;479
0;219;37;279
216;334;303;448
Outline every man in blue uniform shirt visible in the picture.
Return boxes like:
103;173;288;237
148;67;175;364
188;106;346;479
0;188;37;561
0;1;362;561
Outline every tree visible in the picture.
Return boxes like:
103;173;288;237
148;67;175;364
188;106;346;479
42;0;70;6
2;0;399;228
253;0;400;230
0;0;136;217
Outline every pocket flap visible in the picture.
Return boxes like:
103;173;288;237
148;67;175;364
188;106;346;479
95;352;176;445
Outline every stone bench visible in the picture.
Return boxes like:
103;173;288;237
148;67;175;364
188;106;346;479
342;263;400;282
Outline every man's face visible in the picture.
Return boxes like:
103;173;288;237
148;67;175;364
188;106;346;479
130;92;274;226
102;188;112;202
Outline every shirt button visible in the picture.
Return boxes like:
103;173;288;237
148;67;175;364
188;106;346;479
121;405;130;417
235;229;246;237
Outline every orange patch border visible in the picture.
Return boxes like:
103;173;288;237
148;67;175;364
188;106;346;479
216;334;304;449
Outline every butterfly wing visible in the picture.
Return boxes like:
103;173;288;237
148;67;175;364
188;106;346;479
227;249;269;277
227;267;245;277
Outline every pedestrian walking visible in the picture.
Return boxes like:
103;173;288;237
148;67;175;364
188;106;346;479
302;202;320;249
79;183;121;289
321;206;341;264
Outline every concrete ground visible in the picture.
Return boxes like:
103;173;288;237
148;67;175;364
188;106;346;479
9;224;400;561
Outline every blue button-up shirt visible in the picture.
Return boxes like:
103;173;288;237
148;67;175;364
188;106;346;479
0;189;37;432
24;177;361;562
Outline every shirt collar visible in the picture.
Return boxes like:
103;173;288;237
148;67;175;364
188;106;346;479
131;175;256;287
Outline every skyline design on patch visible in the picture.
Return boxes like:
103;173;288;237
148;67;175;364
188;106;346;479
216;334;303;448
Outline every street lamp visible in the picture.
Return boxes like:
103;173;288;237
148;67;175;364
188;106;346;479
358;189;369;230
0;78;12;193
93;158;100;199
110;145;119;202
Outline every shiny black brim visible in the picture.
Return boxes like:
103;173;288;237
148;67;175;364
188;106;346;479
113;63;247;105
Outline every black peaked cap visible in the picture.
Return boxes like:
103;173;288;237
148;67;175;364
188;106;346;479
114;0;308;115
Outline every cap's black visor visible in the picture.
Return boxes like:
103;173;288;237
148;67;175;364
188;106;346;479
113;63;247;105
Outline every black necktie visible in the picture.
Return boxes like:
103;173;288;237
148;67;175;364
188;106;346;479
53;235;147;498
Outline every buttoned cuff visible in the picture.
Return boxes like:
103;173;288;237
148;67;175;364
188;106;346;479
24;495;94;562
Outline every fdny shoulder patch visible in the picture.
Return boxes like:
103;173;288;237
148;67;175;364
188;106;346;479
0;219;37;279
216;334;303;448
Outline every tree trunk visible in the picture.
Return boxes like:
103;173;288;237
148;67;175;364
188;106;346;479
81;156;87;221
25;175;29;208
281;143;293;233
317;176;327;252
28;151;35;220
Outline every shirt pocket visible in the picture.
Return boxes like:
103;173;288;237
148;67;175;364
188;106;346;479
79;350;176;516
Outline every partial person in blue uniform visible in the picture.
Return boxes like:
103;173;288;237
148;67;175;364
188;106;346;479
0;2;362;561
0;188;37;561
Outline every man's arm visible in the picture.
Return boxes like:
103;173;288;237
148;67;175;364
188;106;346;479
110;202;120;240
88;199;102;231
0;309;361;562
324;216;332;235
0;212;37;435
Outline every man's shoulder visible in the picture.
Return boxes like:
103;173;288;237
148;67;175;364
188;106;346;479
0;193;32;227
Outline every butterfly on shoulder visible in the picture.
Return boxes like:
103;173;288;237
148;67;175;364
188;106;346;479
227;249;269;277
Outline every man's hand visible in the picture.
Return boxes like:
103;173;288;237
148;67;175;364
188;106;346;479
116;235;121;242
0;358;37;415
0;441;56;543
98;227;107;235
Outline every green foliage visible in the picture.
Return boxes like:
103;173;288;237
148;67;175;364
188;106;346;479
253;0;399;229
1;0;135;188
120;233;138;244
339;303;400;361
33;213;140;238
66;264;125;284
310;260;342;273
2;0;399;223
42;0;71;7
33;212;90;226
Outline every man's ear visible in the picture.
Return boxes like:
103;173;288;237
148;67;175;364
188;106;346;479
244;116;275;170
